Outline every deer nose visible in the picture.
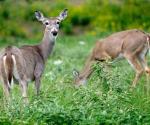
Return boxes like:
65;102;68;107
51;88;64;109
51;31;58;36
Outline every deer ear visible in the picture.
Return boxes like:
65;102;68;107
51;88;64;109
73;69;79;78
58;8;68;21
35;11;45;22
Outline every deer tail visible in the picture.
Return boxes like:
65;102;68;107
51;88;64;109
3;47;14;86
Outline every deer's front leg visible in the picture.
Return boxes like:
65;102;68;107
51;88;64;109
34;63;44;95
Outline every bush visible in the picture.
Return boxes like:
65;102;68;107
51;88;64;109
0;0;150;38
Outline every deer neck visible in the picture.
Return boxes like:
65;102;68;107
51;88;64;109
39;30;56;61
78;57;93;85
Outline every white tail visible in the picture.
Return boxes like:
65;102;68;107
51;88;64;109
73;29;150;87
0;9;68;102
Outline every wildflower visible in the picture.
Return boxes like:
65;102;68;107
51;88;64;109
79;41;85;45
53;60;63;65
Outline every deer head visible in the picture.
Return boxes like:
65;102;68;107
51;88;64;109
35;9;68;38
73;69;87;86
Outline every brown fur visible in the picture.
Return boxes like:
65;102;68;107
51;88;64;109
74;29;150;87
0;30;56;100
0;9;68;102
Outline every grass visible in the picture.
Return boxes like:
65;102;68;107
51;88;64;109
0;34;150;125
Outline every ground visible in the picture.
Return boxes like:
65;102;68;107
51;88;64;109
0;34;150;125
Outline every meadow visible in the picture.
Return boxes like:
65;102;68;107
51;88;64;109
0;0;150;124
0;34;150;125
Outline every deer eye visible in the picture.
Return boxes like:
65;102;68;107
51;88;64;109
45;22;49;25
56;21;60;25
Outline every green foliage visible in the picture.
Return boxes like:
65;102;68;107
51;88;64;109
0;35;150;124
0;0;150;124
0;0;150;38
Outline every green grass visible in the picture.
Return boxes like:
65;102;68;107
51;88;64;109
0;34;150;125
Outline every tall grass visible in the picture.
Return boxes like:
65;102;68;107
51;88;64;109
0;35;150;124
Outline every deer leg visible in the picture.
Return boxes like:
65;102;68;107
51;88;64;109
2;80;10;98
138;55;150;94
35;77;41;95
1;74;11;99
19;79;28;103
34;63;43;95
0;62;11;99
126;55;144;87
138;56;150;75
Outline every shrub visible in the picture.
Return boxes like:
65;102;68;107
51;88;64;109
0;0;150;38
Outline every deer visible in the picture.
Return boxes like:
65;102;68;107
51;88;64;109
0;9;68;102
73;29;150;87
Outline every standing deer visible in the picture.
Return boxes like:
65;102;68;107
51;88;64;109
0;9;68;101
73;29;150;87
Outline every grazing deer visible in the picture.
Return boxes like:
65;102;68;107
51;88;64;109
0;9;68;101
73;29;150;87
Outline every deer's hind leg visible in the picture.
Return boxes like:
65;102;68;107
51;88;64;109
138;51;150;75
0;60;11;99
125;54;144;87
12;54;28;103
19;78;28;103
16;70;28;103
1;76;11;98
138;51;150;94
34;62;44;95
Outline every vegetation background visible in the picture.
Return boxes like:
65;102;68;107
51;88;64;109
0;0;150;124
